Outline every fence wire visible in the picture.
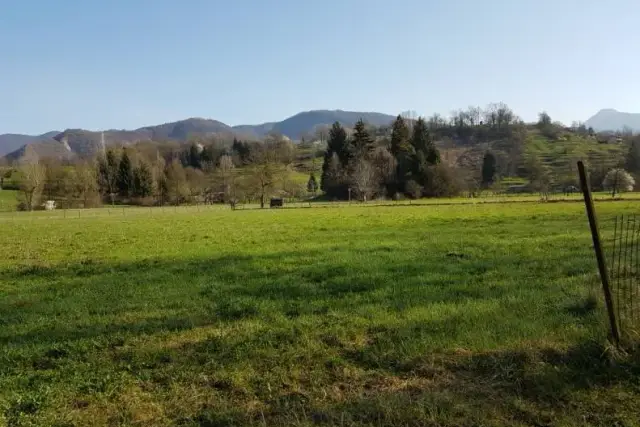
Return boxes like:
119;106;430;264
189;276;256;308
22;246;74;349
609;214;640;340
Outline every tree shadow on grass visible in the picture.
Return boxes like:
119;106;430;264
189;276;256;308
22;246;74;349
1;250;625;426
160;336;640;426
0;248;509;346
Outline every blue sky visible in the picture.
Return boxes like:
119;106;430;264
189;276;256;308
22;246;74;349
1;0;639;134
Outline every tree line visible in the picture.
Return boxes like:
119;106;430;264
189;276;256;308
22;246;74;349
5;102;640;211
321;117;448;200
6;136;310;210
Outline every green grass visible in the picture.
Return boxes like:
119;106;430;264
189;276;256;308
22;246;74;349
0;189;18;212
1;202;640;426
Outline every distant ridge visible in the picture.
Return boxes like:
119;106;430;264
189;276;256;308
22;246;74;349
1;110;396;160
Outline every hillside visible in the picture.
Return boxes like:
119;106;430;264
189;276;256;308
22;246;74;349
441;130;627;191
234;110;396;139
0;132;60;157
5;139;76;162
4;118;239;161
585;109;640;132
136;117;233;140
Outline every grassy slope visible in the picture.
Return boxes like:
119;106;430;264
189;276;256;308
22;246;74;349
525;133;627;180
1;203;640;426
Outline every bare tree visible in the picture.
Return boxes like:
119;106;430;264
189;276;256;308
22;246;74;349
371;147;397;196
165;160;190;205
74;163;100;208
214;154;236;205
427;113;445;131
18;147;45;211
401;110;417;135
466;106;482;126
185;167;206;203
526;155;553;199
247;145;288;208
351;158;376;202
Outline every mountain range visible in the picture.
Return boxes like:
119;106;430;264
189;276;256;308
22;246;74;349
0;110;396;160
4;108;637;161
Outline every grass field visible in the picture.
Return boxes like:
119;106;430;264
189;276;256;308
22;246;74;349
0;189;18;212
1;202;640;426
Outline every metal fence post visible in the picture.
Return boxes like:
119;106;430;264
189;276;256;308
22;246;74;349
578;160;620;345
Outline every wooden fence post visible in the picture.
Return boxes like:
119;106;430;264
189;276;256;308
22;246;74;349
578;160;620;345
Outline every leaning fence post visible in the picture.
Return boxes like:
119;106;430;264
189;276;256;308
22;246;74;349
578;160;620;345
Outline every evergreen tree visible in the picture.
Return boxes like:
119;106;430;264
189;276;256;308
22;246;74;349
321;152;344;197
626;138;640;174
389;115;412;192
232;138;251;164
133;161;154;198
389;115;411;157
321;122;350;195
328;122;350;166
117;149;134;197
200;145;215;166
481;152;497;186
350;119;375;160
410;118;439;165
307;173;318;193
97;149;119;204
188;144;202;169
408;117;441;196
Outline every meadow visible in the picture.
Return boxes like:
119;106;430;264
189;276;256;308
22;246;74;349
1;201;640;426
0;190;18;212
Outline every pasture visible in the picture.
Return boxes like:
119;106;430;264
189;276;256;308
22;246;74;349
0;189;18;212
1;202;640;426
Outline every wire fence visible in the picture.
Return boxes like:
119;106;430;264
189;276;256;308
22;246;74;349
609;214;640;341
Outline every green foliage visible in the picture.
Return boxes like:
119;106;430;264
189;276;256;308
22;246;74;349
98;149;119;203
328;121;350;167
321;122;350;197
133;161;154;198
350;118;375;159
538;111;552;128
481;152;497;186
410;117;440;165
389;115;410;157
232;138;253;164
307;173;318;193
321;153;346;199
406;118;442;196
422;163;462;197
625;138;640;174
187;144;202;169
537;111;560;140
11;102;639;207
117;150;134;197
